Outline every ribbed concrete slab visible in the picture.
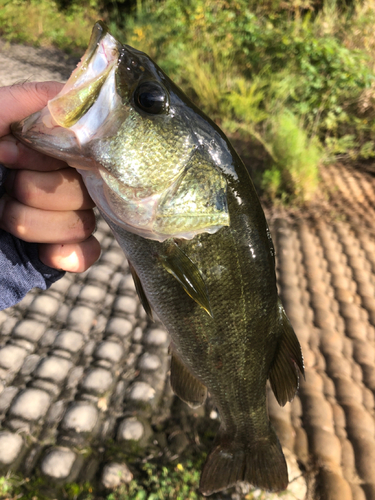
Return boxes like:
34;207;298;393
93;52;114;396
1;40;375;499
266;163;375;500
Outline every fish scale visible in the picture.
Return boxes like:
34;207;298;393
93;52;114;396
11;21;304;496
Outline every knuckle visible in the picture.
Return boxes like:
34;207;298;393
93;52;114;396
13;170;36;206
81;210;97;234
66;210;96;241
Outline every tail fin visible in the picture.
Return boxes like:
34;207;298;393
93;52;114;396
199;426;288;496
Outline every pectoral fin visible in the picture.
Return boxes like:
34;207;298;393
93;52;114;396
268;300;305;406
170;348;207;408
128;261;153;320
160;241;213;317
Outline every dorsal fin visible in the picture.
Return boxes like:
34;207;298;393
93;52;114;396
268;300;304;406
170;346;207;408
160;241;213;318
128;261;153;320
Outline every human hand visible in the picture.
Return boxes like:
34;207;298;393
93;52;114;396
0;82;101;272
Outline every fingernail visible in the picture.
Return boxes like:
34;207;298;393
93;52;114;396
0;138;19;164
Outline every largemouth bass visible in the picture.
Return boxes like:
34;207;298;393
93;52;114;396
12;22;304;496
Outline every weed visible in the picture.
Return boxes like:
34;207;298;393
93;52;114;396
263;111;321;203
0;474;15;496
114;458;204;500
0;0;96;53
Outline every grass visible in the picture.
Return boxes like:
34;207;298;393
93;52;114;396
0;0;96;54
0;474;19;498
262;111;321;203
111;460;203;500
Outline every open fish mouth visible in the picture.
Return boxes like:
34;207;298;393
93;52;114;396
47;22;121;137
11;22;124;163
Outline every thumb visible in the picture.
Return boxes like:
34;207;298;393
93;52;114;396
0;81;63;137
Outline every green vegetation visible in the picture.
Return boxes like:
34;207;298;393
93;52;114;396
111;459;203;500
0;473;95;499
0;0;98;53
0;0;374;201
0;457;205;499
0;474;18;497
117;0;375;203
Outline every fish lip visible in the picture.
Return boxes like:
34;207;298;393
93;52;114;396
46;21;122;131
64;21;119;91
85;21;109;64
12;110;41;133
11;109;83;163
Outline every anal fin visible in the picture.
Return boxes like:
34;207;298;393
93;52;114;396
170;348;207;408
269;300;305;406
128;261;153;320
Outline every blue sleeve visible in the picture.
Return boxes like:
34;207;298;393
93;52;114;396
0;164;65;310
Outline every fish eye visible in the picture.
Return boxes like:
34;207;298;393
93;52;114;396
133;81;168;114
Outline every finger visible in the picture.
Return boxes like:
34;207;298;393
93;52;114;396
0;82;63;137
6;168;95;211
0;135;67;171
39;235;101;273
0;194;96;244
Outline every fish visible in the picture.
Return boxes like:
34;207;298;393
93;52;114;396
11;21;304;496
